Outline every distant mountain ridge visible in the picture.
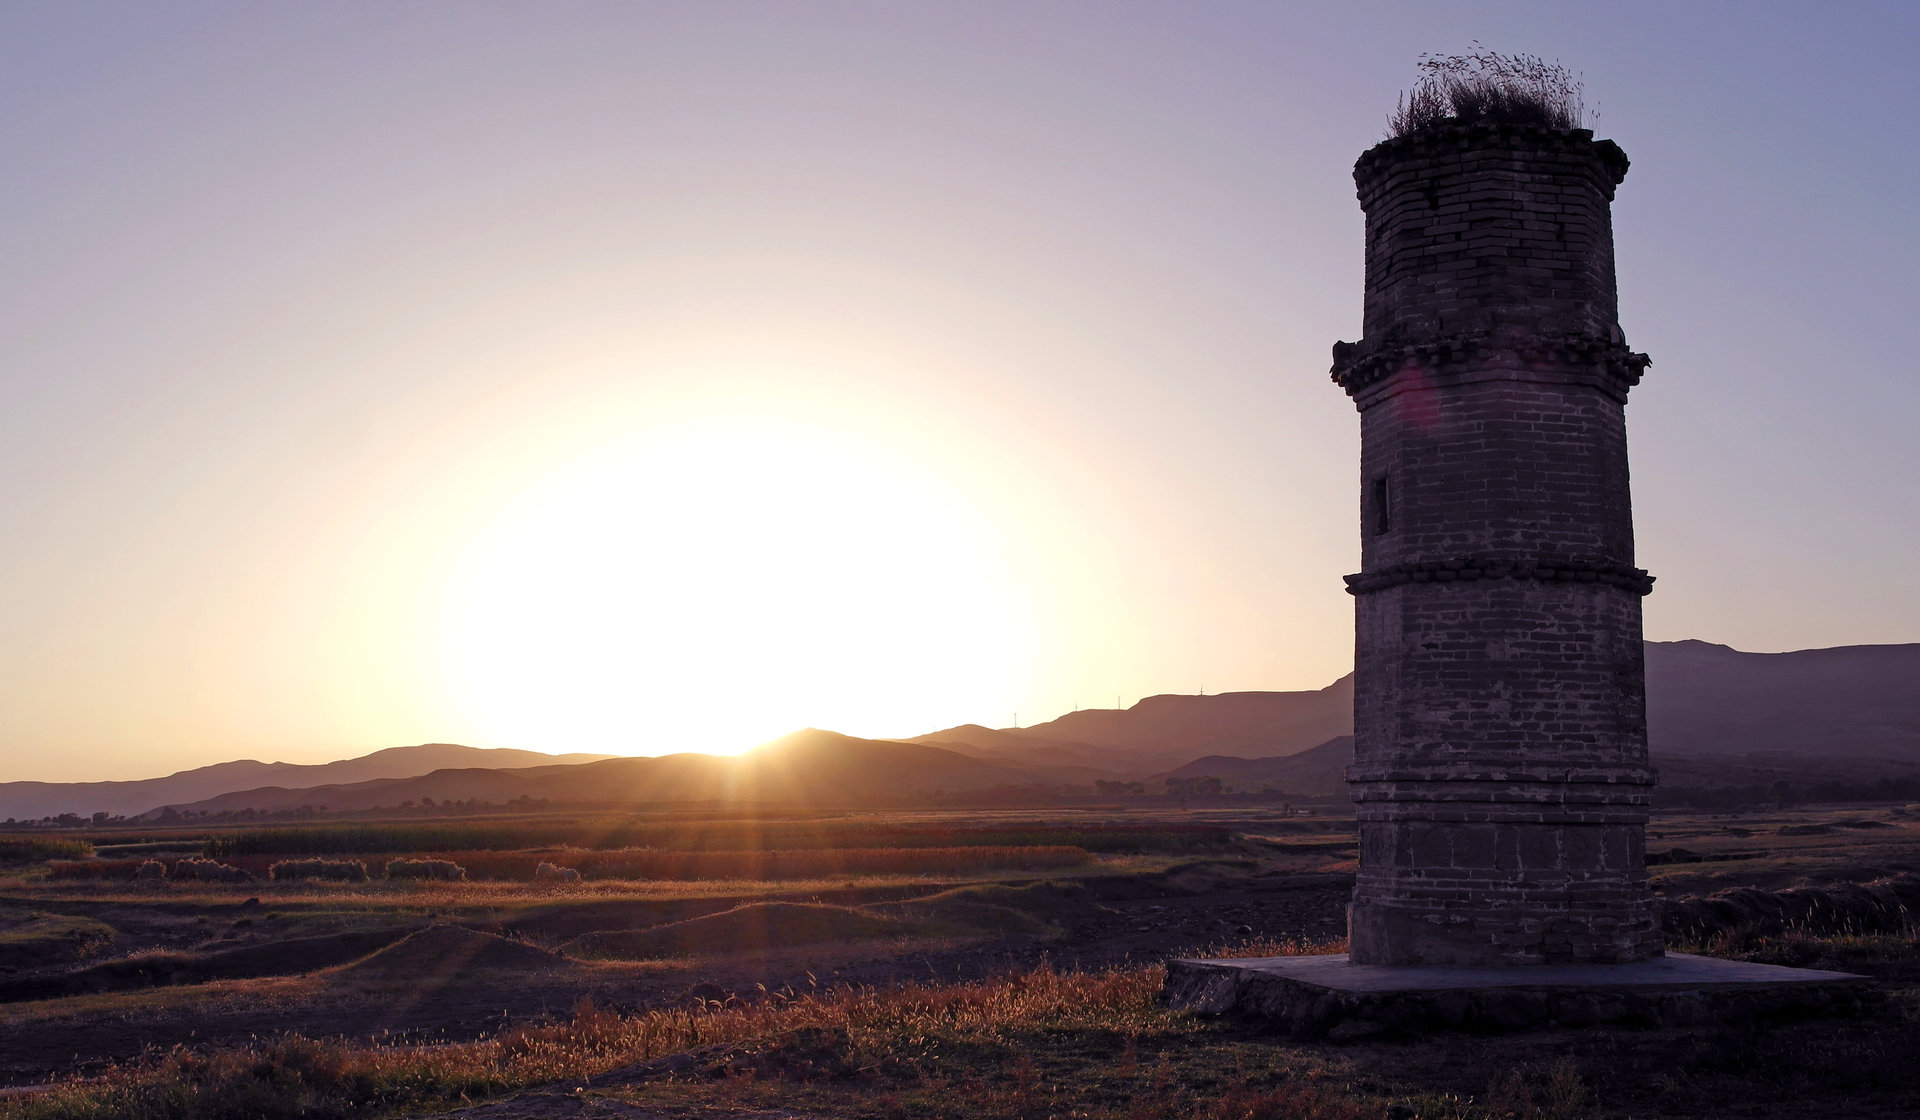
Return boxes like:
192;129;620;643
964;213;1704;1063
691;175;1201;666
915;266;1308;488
1644;640;1920;758
0;744;617;821
10;640;1917;818
907;676;1355;775
1114;641;1920;796
153;730;1061;816
1153;735;1355;794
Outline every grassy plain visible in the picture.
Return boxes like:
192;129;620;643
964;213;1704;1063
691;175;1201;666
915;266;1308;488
0;802;1915;1118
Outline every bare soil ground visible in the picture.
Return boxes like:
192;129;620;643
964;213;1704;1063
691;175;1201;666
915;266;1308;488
0;859;1352;1086
1;802;1916;1118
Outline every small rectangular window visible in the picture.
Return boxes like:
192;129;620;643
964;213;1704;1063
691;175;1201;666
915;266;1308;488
1371;474;1391;535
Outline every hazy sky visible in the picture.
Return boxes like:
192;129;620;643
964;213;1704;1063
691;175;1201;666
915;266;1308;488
3;2;1915;781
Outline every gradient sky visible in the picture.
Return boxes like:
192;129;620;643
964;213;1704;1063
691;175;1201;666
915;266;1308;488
3;2;1915;782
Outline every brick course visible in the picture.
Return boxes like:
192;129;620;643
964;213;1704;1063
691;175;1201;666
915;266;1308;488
1333;122;1659;966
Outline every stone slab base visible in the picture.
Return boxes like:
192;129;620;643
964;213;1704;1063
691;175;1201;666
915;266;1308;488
1164;953;1876;1039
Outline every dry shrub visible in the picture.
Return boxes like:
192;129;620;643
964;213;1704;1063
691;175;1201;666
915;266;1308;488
3;964;1166;1120
384;858;466;881
165;858;250;883
0;837;94;863
1389;45;1588;137
45;859;146;881
1663;873;1920;946
267;858;368;883
1180;1084;1377;1120
53;857;243;883
0;1035;495;1120
1190;933;1349;959
1484;1058;1594;1120
0;915;118;969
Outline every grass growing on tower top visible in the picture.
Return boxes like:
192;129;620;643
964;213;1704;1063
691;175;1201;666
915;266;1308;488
1388;46;1589;137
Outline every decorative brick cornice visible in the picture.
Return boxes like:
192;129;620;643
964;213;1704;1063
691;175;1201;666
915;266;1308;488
1354;123;1630;203
1346;774;1657;809
1346;766;1657;787
1330;332;1650;398
1344;557;1655;596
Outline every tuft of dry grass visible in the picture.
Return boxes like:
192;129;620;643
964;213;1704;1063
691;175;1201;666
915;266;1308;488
2;960;1430;1120
44;860;146;881
0;836;94;863
0;964;1167;1120
1186;932;1349;959
1482;1058;1594;1120
0;914;117;968
1388;45;1588;137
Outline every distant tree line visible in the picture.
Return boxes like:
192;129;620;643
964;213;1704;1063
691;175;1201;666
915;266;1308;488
1164;776;1223;802
4;794;553;829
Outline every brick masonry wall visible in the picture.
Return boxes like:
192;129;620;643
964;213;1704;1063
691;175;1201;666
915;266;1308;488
1333;123;1659;966
1358;378;1634;570
1355;124;1628;347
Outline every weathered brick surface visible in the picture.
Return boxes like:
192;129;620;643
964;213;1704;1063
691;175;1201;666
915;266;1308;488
1353;124;1630;347
1333;122;1659;966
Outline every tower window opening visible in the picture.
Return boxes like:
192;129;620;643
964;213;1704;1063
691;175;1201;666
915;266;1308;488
1372;474;1392;535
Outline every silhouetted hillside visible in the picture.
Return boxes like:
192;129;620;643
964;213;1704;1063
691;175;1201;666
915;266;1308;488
1151;735;1354;797
1645;640;1920;758
1139;641;1920;801
927;642;1920;775
154;731;1073;815
45;639;1920;819
0;744;616;821
1025;679;1354;756
905;724;1115;769
914;679;1357;777
728;729;1069;799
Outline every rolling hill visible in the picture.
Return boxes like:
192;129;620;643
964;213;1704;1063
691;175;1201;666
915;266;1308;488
1152;735;1355;797
0;744;616;821
1130;642;1920;797
907;676;1355;776
1644;640;1920;758
152;730;1079;816
18;639;1920;818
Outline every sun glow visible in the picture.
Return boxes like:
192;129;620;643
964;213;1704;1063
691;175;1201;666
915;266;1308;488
443;418;1030;756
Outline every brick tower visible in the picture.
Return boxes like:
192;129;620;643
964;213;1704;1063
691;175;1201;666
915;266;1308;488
1332;122;1661;965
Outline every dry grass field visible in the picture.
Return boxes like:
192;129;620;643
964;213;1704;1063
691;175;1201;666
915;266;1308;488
0;802;1915;1118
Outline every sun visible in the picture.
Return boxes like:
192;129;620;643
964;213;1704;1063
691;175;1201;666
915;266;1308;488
440;418;1028;755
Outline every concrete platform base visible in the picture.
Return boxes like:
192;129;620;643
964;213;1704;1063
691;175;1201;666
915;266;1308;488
1164;952;1876;1039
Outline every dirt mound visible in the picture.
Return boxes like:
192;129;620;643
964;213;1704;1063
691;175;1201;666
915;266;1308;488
881;881;1102;938
502;897;741;943
564;902;906;960
1082;859;1265;901
1662;873;1920;942
0;928;415;1003
0;914;116;972
338;925;574;981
